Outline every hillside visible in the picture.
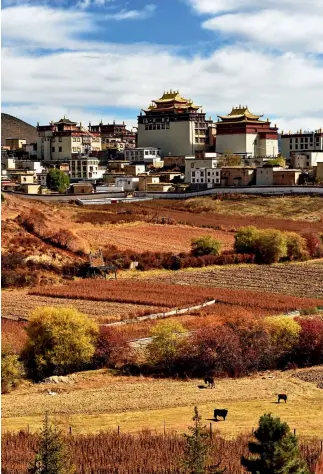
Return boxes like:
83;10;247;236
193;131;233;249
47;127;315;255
1;113;37;146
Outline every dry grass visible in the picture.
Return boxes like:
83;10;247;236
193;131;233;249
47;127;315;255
178;196;323;223
76;223;234;253
3;367;323;437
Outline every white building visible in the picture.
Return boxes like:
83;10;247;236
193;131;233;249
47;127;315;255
37;118;101;162
281;130;323;159
69;157;100;180
191;168;221;188
184;156;219;183
216;106;278;157
115;176;140;191
124;147;161;163
137;90;215;157
290;151;323;169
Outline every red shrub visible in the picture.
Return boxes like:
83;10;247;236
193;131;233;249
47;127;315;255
302;232;323;258
94;327;132;368
295;317;323;366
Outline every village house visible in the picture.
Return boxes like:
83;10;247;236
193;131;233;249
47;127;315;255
5;138;27;150
124;147;161;163
272;169;302;185
138;175;160;191
69;157;101;180
191;168;221;188
115;176;140;191
146;183;174;192
185;156;218;183
290;151;323;169
220;167;256;186
124;164;146;176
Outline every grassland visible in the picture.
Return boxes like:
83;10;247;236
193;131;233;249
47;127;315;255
177;196;323;222
2;367;323;437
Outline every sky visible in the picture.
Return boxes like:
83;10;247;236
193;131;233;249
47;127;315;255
2;0;323;132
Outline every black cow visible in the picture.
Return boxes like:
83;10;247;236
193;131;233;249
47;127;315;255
214;409;228;421
278;394;287;403
204;377;215;389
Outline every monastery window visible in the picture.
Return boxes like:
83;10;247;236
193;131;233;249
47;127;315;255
208;178;210;182
295;145;298;150
192;171;195;177
166;123;170;129
145;125;148;130
52;147;55;152
59;147;62;152
162;124;165;130
192;178;195;183
290;139;292;144
157;124;160;130
73;138;76;142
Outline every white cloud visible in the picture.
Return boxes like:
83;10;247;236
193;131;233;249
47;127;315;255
104;3;156;20
186;0;323;53
2;3;323;133
1;104;137;130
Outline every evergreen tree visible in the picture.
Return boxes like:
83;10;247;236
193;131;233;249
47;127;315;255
47;169;70;193
182;407;225;474
29;413;75;474
241;413;310;474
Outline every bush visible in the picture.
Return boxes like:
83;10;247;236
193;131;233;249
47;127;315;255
1;346;24;393
255;229;287;264
22;307;98;380
294;317;323;366
302;232;323;258
191;236;222;257
93;327;131;368
265;316;301;367
234;226;259;254
285;232;309;261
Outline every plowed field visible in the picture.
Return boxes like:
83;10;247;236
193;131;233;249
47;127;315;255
76;223;234;253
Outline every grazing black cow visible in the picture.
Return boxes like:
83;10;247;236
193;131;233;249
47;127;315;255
278;393;287;403
214;409;228;421
204;377;215;389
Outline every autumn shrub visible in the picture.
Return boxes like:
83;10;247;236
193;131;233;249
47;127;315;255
302;232;323;258
234;226;259;254
93;327;131;369
22;307;98;381
294;317;323;367
191;235;222;257
255;229;287;264
1;346;24;394
265;316;301;367
285;232;309;261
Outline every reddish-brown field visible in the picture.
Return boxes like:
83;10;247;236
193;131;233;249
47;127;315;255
76;223;234;253
1;319;27;353
30;280;323;313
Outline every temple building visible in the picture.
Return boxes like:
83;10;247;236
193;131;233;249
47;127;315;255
281;129;323;159
215;106;278;157
37;118;101;162
89;121;136;159
137;90;215;157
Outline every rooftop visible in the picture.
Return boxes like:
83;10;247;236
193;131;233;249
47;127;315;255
218;106;264;122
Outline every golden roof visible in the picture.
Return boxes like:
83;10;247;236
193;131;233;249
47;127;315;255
218;106;263;121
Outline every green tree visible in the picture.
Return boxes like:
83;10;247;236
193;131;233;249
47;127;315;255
148;320;185;370
23;307;98;380
182;407;225;474
47;169;70;193
234;226;259;254
29;413;75;474
191;236;222;257
256;230;287;264
241;413;309;474
1;346;24;393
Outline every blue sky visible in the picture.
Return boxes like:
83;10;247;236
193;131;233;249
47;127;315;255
2;0;323;132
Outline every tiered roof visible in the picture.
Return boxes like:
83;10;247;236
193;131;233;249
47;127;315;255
143;90;201;113
218;106;264;123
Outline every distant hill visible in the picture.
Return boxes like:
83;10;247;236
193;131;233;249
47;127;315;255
1;113;37;146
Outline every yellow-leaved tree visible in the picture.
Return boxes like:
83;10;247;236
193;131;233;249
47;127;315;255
22;307;98;381
265;316;301;366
